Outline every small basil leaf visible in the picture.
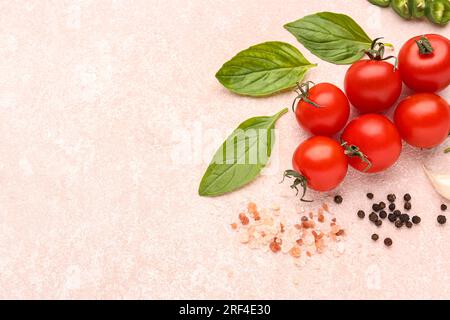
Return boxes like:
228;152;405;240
198;108;288;197
284;12;373;65
215;42;316;96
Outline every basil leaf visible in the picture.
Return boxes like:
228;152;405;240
198;108;288;197
215;42;316;96
284;12;373;64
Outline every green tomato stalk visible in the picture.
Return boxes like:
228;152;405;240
281;170;312;202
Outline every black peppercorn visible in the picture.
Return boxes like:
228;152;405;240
379;202;386;210
441;204;448;211
384;238;393;246
388;214;396;222
369;212;378;222
437;215;447;225
357;210;365;219
371;234;379;241
334;195;343;204
387;194;396;202
406;221;413;228
404;193;411;201
379;211;387;219
372;203;381;212
393;210;401;217
367;193;374;199
375;220;382;227
400;214;410;223
389;203;396;211
404;202;412;211
395;220;403;228
412;216;421;224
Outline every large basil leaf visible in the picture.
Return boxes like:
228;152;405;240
215;42;316;96
198;108;288;197
284;12;373;64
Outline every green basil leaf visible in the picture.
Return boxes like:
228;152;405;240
284;12;373;65
198;108;288;197
215;42;316;96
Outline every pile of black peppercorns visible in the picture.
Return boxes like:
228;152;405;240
357;193;449;247
362;193;420;227
336;192;448;247
358;193;421;247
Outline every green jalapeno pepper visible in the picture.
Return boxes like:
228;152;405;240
368;0;392;7
425;0;450;25
408;0;427;18
391;0;413;18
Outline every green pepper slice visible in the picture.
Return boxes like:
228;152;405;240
391;0;413;18
408;0;427;18
368;0;392;7
425;0;450;25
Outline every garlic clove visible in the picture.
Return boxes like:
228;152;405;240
423;166;450;200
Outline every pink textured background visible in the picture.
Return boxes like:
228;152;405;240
0;0;449;299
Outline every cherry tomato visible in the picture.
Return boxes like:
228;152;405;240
341;114;402;173
398;34;450;93
294;82;350;136
394;93;450;148
285;136;348;197
344;60;402;113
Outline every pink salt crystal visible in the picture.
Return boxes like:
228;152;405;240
247;202;257;214
289;246;301;258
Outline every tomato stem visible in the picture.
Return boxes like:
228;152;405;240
364;38;398;70
291;81;321;112
341;141;372;172
281;170;313;202
415;36;434;55
382;55;399;71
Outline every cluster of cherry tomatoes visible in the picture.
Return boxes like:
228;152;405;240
284;34;450;201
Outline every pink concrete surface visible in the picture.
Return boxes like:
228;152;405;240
0;0;449;299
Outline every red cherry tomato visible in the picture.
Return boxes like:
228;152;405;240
344;60;402;113
394;93;450;148
398;34;450;93
288;136;348;194
341;114;402;173
294;82;350;136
